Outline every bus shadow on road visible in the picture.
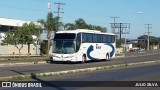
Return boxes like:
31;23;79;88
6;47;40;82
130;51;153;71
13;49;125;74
46;59;109;65
47;60;80;64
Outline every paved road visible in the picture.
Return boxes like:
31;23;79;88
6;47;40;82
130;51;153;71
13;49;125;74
40;63;160;81
0;53;160;77
1;62;160;90
38;63;160;90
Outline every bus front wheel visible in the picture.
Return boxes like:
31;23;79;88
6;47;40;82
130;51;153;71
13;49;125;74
81;55;86;63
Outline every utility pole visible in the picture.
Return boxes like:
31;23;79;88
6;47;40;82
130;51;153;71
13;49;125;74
54;2;65;30
110;23;130;45
145;24;152;51
110;17;119;34
54;2;65;17
119;23;122;42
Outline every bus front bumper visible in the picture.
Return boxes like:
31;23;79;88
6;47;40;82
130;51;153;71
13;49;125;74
52;55;78;62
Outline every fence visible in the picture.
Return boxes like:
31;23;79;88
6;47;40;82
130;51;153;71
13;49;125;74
0;44;41;55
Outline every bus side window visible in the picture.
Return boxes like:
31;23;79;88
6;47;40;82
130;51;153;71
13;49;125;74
82;33;87;43
87;33;93;43
112;36;115;43
103;35;106;43
93;34;98;43
97;34;103;43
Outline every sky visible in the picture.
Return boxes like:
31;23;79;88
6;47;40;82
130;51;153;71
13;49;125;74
0;0;160;39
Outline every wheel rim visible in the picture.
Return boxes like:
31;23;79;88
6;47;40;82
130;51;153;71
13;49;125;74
82;56;86;63
106;54;109;61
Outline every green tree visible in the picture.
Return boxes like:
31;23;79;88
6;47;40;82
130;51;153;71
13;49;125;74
75;18;87;29
21;22;42;55
86;24;94;30
65;18;107;32
137;35;160;49
64;23;76;30
93;25;107;32
64;18;87;30
137;35;159;44
137;35;148;49
3;28;24;57
38;12;60;56
149;36;160;45
3;22;42;57
116;39;121;48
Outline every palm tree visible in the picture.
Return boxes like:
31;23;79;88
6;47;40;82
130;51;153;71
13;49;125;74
38;12;60;56
64;18;87;30
64;18;107;32
75;18;87;29
64;23;76;30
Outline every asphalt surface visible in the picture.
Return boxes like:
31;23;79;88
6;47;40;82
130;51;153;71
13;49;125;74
37;63;160;90
0;53;160;77
39;63;160;81
1;62;160;90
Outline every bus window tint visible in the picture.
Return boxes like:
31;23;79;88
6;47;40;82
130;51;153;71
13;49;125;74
108;36;111;43
76;33;81;52
54;33;76;40
111;36;115;43
93;34;98;43
82;33;87;43
102;35;115;43
63;41;75;54
87;33;93;43
82;33;115;43
97;34;102;43
103;35;107;43
53;40;63;53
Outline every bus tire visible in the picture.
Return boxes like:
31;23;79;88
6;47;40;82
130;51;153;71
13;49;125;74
81;55;86;63
105;53;110;61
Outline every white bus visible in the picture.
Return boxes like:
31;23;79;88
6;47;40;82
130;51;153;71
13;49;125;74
52;29;116;63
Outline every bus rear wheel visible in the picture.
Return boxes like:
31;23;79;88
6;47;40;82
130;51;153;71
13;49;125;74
105;53;110;61
81;55;86;63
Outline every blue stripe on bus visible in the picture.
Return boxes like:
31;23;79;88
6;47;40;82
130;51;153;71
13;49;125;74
87;45;98;60
87;44;115;60
104;43;115;58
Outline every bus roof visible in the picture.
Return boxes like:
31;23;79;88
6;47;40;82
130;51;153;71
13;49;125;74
56;29;115;35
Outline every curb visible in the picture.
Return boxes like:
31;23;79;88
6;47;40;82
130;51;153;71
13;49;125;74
0;61;47;67
0;60;160;81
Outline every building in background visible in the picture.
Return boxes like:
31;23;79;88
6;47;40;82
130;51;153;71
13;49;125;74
0;17;55;55
0;17;32;32
0;17;44;43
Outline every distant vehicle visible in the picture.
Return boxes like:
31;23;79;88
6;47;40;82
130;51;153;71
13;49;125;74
52;29;116;63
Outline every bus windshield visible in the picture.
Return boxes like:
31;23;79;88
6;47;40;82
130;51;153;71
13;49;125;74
54;33;76;40
53;40;75;54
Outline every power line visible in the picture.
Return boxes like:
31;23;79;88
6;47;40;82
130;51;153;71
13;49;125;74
110;23;130;44
110;17;119;34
